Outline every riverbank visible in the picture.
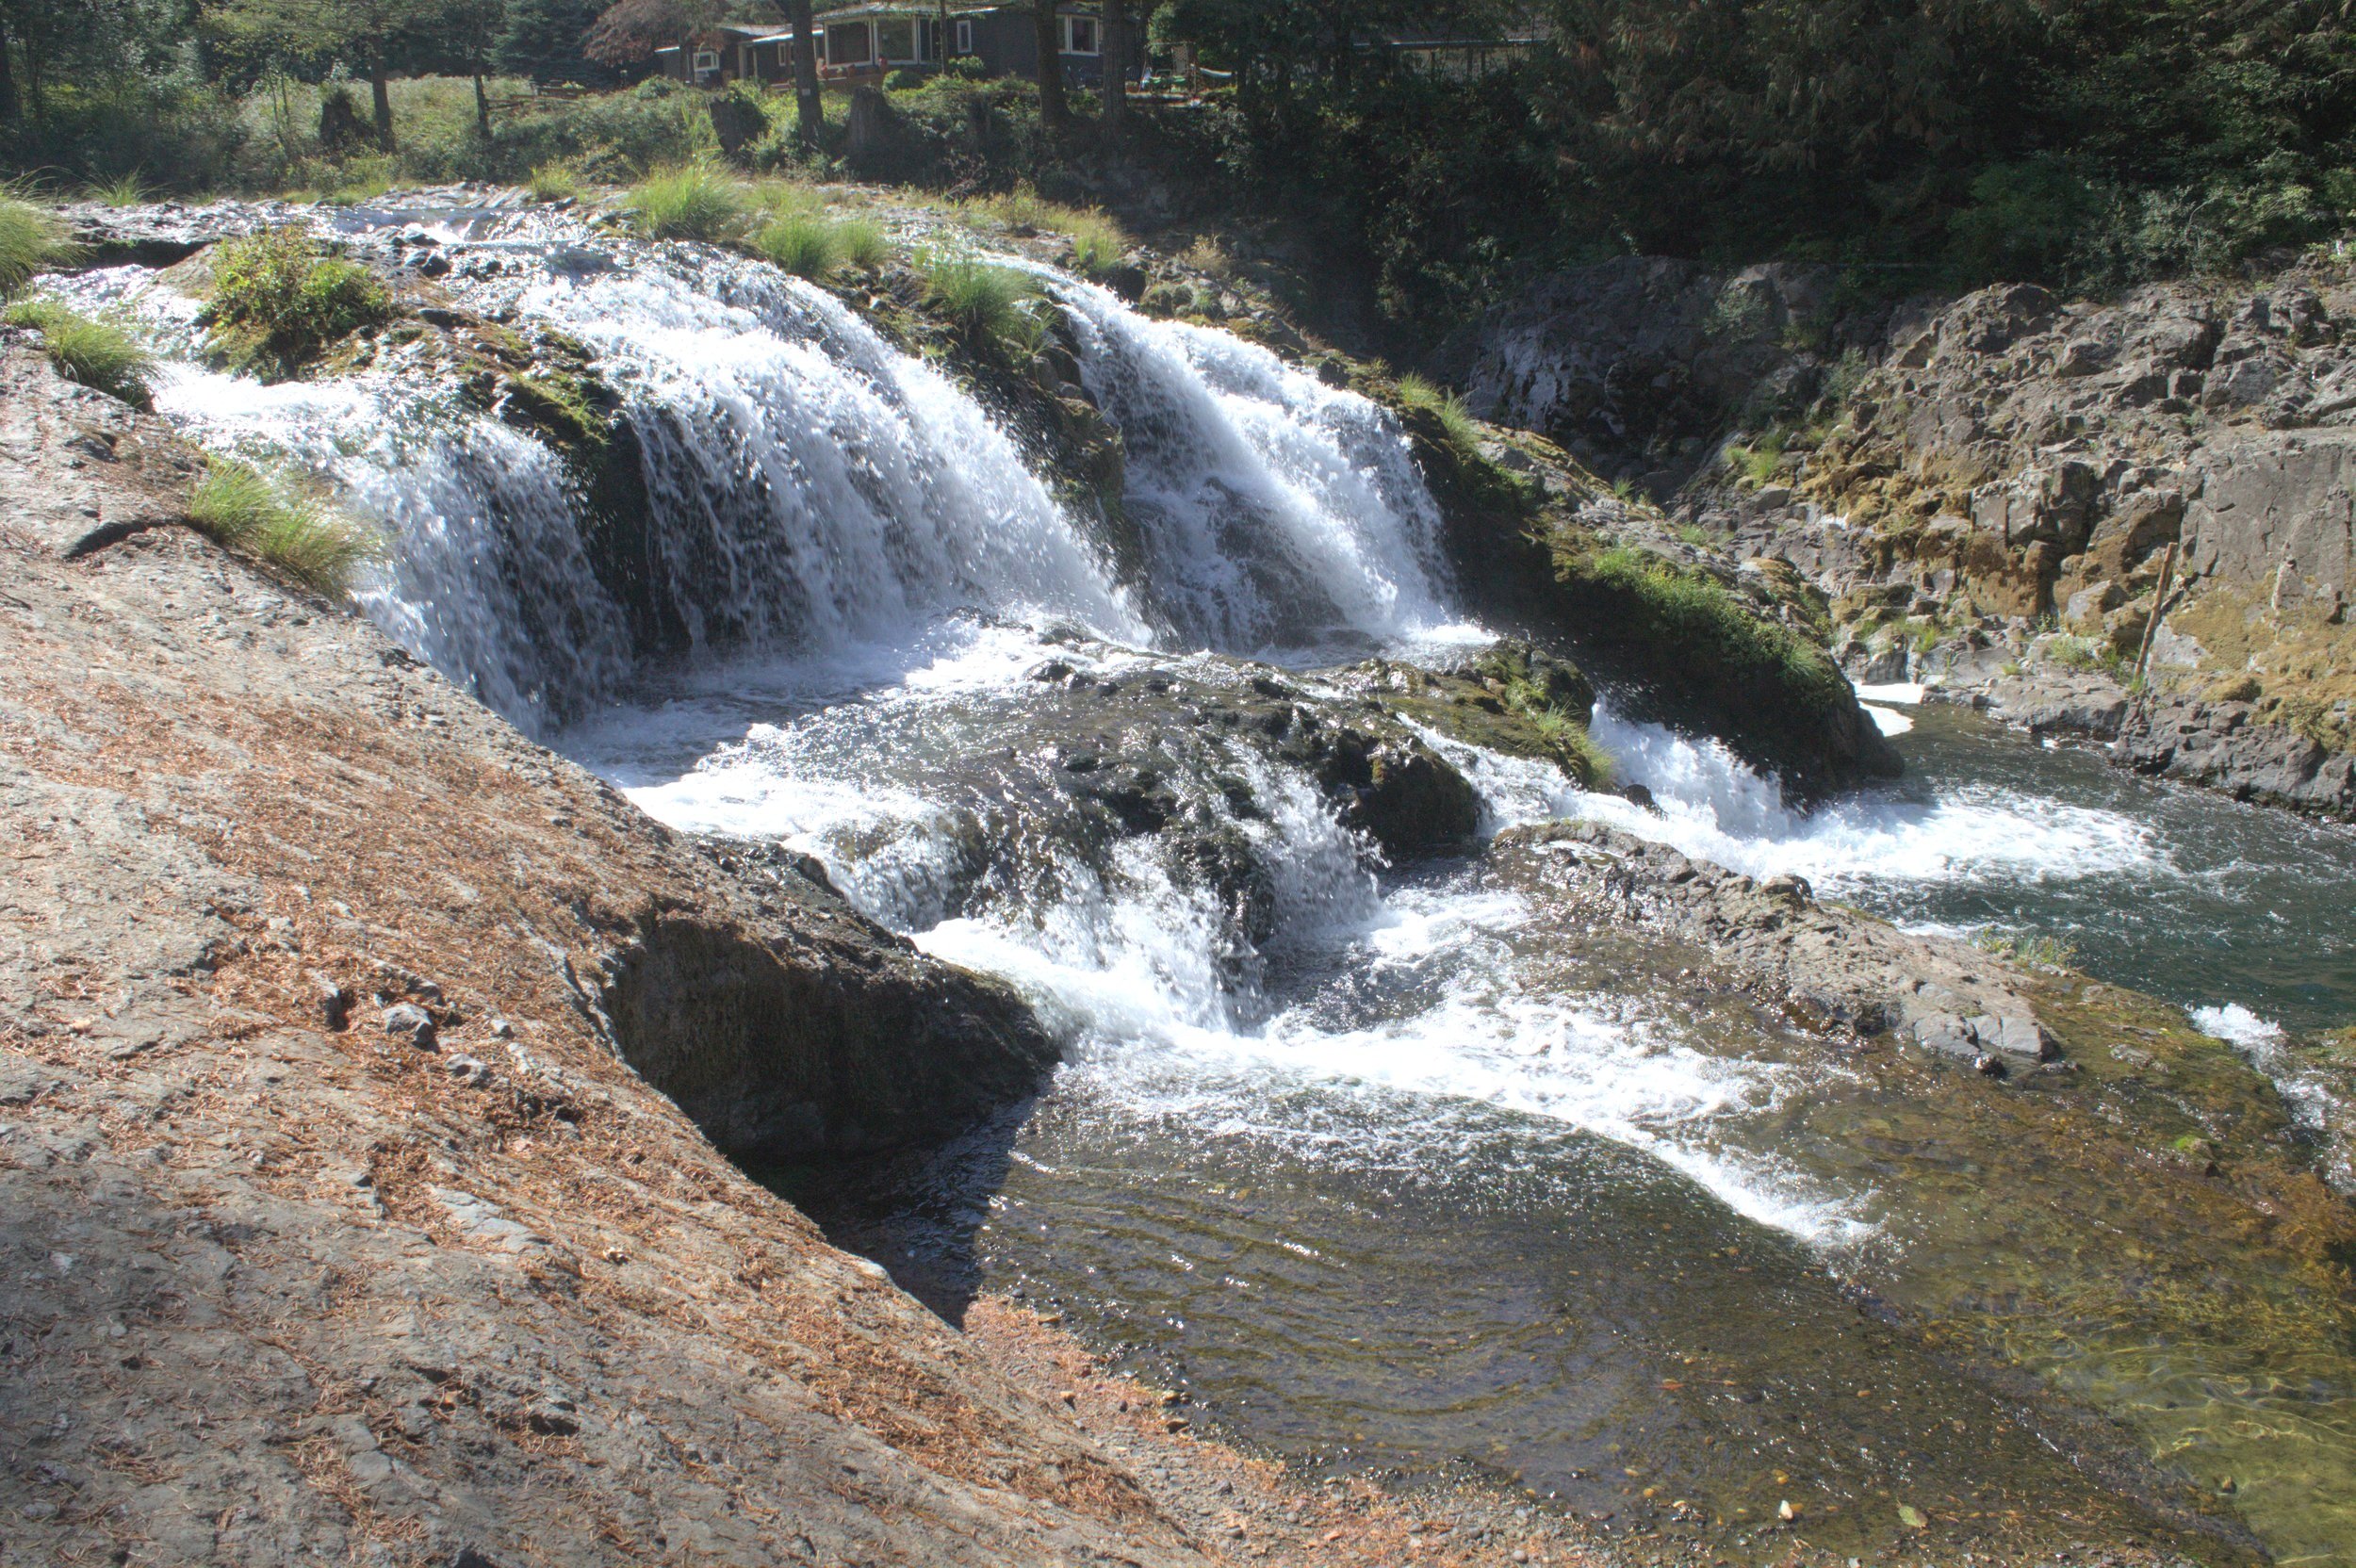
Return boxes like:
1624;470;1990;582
1442;256;2356;826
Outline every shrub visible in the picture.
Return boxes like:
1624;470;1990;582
186;456;378;596
3;298;158;408
526;160;586;204
752;213;842;278
917;248;1047;360
202;226;394;379
0;198;70;301
1397;373;1481;456
622;163;745;241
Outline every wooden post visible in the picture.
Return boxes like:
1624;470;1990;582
2133;541;2180;685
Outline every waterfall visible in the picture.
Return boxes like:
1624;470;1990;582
515;250;1152;659
71;207;1857;1245
1043;273;1459;655
141;363;637;732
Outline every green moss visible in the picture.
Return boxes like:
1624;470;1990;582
187;456;379;596
3;297;156;408
1570;543;1845;702
1354;645;1612;789
504;369;614;450
200;226;394;381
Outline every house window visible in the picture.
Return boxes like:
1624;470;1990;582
827;22;872;64
955;17;973;55
876;17;915;59
693;48;719;76
1060;14;1098;54
777;42;793;68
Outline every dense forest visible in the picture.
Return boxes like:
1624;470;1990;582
4;0;2352;347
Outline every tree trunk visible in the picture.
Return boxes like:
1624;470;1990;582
1102;0;1127;154
0;9;18;127
1034;0;1066;129
369;58;396;152
473;72;490;139
789;0;822;148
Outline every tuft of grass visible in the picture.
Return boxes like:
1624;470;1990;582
1724;431;1787;487
836;218;890;270
201;225;394;380
85;171;149;207
526;160;586;204
622;163;745;242
1179;236;1235;281
752;213;842;279
959;186;1128;275
0;197;71;301
1060;207;1129;278
917;247;1047;360
1972;927;2079;972
1397;372;1481;455
4;297;157;408
186;456;378;596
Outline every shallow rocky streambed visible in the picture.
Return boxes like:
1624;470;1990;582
41;193;2356;1567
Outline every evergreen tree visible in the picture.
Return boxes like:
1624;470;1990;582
497;0;613;84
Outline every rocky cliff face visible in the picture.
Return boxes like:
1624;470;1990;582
1445;255;2356;818
0;342;1233;1567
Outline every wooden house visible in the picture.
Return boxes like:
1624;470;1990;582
652;5;1141;90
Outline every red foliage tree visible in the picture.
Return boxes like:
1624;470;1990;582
583;0;721;65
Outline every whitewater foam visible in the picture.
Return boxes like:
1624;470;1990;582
1570;705;2167;893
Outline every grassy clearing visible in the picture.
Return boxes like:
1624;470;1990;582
186;456;378;596
1397;373;1481;456
201;226;394;379
0;197;72;301
917;248;1047;361
622;163;745;241
3;298;157;408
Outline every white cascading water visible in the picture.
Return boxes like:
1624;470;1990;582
66;208;1873;1243
516;250;1151;656
1567;702;2167;893
1041;270;1463;654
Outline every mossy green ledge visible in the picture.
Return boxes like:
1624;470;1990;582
1399;402;1902;803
